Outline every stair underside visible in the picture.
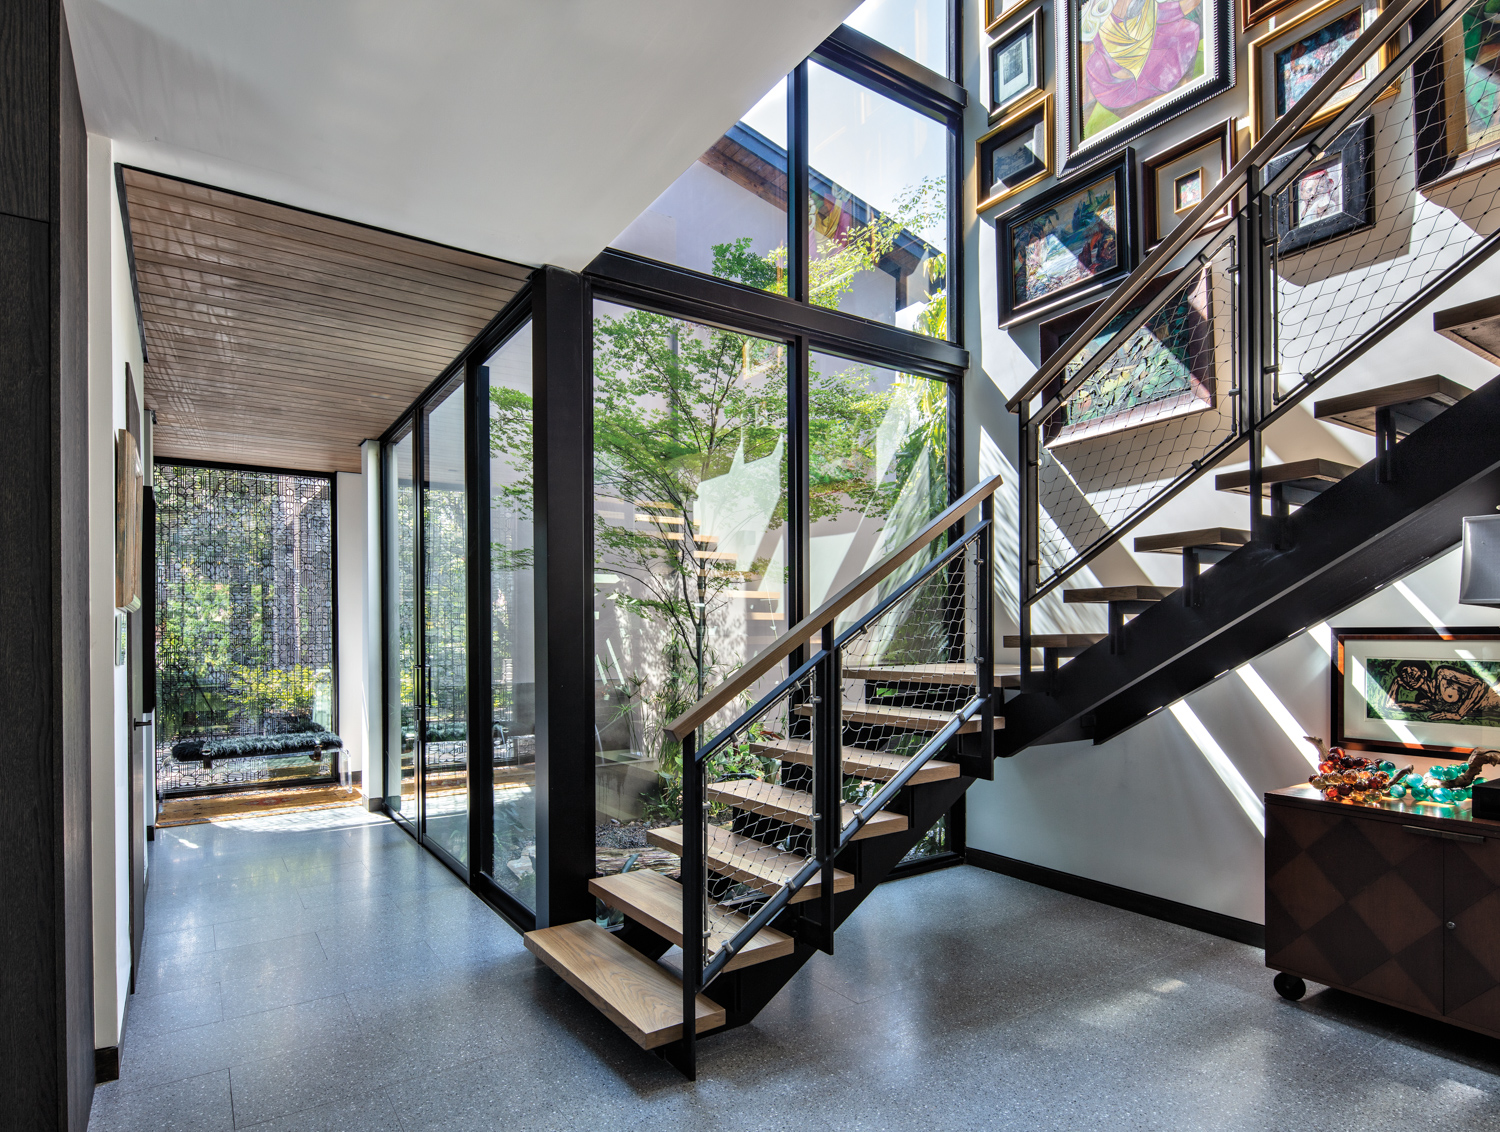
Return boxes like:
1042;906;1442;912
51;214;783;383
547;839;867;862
752;737;960;783
705;778;908;840
523;921;725;1049
843;662;977;684
1003;633;1106;648
792;702;1001;732
588;870;795;972
646;824;854;900
1062;586;1172;602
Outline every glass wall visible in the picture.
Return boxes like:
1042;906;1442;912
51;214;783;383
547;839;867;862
808;62;949;337
384;428;419;822
845;0;950;76
422;379;470;867
592;302;790;877
485;323;537;906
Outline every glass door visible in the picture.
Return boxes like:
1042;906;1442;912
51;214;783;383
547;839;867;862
384;425;420;826
421;379;470;868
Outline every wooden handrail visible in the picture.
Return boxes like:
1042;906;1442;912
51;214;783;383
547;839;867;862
1004;0;1447;413
664;474;1003;741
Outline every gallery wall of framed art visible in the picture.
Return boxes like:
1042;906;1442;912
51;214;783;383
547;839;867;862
989;5;1045;120
1248;0;1394;140
979;93;1052;210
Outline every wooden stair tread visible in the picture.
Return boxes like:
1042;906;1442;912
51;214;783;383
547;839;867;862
999;673;1021;688
1003;633;1107;648
1313;375;1470;436
843;662;977;684
645;824;854;901
1062;585;1173;603
523;921;725;1049
751;738;961;784
1134;527;1250;554
588;870;794;972
792;702;1002;733
1215;459;1357;498
1434;296;1500;365
705;779;908;840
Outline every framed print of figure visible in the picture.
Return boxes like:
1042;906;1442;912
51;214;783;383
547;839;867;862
996;149;1137;323
1142;119;1237;245
990;7;1046;119
978;94;1052;210
1249;0;1393;140
1263;115;1374;254
1056;0;1235;175
1413;0;1500;187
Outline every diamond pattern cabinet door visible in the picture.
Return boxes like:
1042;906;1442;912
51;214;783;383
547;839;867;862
1265;802;1445;1016
1444;837;1500;1031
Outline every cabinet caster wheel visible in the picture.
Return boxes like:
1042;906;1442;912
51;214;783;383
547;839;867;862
1273;972;1306;1001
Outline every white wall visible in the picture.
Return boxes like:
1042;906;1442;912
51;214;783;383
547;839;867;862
960;3;1500;923
86;131;144;1050
336;468;374;793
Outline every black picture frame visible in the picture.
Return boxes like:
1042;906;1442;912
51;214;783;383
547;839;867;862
978;94;1050;211
1264;116;1374;256
989;7;1044;119
1055;0;1234;177
996;148;1137;325
1332;626;1500;758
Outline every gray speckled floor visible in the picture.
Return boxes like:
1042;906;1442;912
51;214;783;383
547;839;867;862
88;808;1500;1131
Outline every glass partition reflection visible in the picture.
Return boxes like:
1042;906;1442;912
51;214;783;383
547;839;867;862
808;62;949;338
592;301;790;879
422;381;469;867
485;323;537;907
384;427;419;823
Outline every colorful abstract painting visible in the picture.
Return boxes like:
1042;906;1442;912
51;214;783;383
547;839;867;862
1077;0;1207;141
1364;656;1500;728
1457;1;1500;154
1274;10;1362;118
1010;175;1120;305
1047;269;1213;445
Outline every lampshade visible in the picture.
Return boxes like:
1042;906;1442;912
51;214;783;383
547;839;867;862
1459;514;1500;606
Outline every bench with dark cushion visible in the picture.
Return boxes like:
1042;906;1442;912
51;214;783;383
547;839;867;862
171;731;342;770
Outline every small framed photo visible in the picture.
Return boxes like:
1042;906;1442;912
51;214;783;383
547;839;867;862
1142;120;1237;246
1413;1;1500;188
986;0;1025;33
1249;0;1393;141
996;148;1136;325
1264;116;1373;255
978;94;1051;211
1333;627;1500;758
989;8;1044;119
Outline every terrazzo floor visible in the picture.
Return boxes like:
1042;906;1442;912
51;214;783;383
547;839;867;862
87;808;1500;1131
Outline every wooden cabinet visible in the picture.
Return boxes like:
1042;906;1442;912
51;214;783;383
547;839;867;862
1266;788;1500;1039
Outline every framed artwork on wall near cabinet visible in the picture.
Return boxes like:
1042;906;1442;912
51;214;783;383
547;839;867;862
978;94;1051;210
1055;0;1235;175
1264;115;1374;254
1412;0;1500;188
1142;119;1237;246
996;147;1137;324
1249;0;1394;141
1333;627;1500;758
990;7;1045;120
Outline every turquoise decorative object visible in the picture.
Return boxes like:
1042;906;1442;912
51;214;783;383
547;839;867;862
1431;786;1455;804
1387;782;1408;799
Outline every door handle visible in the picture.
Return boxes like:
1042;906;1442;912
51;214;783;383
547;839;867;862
1402;824;1486;844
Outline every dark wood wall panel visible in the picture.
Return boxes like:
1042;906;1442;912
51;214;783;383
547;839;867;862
0;2;52;220
121;170;532;473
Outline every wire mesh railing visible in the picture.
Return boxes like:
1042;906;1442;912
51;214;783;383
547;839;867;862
1013;0;1492;651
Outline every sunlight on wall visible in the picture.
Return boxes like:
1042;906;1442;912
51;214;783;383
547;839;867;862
1394;581;1447;635
1237;665;1320;768
1168;701;1266;834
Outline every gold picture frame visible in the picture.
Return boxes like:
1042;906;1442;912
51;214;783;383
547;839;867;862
986;0;1025;34
977;93;1051;213
1249;0;1395;142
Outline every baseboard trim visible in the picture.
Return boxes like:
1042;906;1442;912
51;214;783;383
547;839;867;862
966;847;1265;948
95;1046;119;1084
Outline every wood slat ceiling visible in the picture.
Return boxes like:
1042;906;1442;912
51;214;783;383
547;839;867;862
123;169;532;474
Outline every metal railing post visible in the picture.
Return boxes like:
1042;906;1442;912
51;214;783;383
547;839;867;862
1018;399;1036;692
679;730;700;1080
1241;167;1269;544
815;623;839;955
978;498;995;757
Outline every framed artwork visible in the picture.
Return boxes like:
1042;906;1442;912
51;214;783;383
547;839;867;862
115;426;143;612
996;149;1137;324
1243;0;1302;32
1333;627;1500;758
1142;119;1237;246
1249;0;1393;141
1037;266;1215;445
1264;115;1373;254
990;8;1045;119
987;0;1026;33
1055;0;1235;175
1412;1;1500;188
978;94;1051;210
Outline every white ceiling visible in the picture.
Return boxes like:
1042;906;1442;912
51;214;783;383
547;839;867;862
66;0;861;270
